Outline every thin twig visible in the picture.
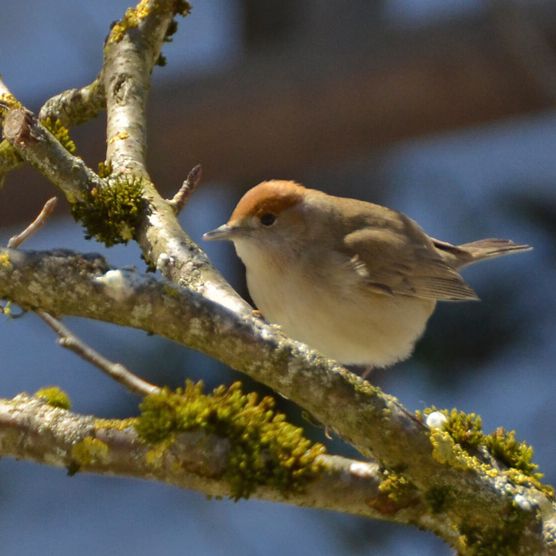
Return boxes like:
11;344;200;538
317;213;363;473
7;197;58;248
168;164;203;214
37;311;160;397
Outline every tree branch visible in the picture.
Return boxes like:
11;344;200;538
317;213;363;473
3;107;102;203
168;163;202;214
7;197;58;248
38;76;106;128
0;394;394;521
37;311;159;397
1;247;554;553
2;1;555;552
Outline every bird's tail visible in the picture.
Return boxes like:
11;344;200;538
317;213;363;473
432;238;532;269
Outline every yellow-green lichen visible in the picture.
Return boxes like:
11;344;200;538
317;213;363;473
35;386;71;410
419;406;553;498
108;0;191;44
1;301;13;317
107;131;129;144
97;160;113;178
108;1;149;43
338;367;381;397
70;173;145;246
0;93;22;115
95;417;137;431
486;427;539;477
0;139;22;166
135;380;326;500
430;429;478;471
41;117;77;154
0;252;12;269
378;469;417;506
70;437;109;471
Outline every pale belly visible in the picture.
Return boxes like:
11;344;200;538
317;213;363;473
246;265;435;368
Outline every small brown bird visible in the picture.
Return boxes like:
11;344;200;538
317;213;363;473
204;180;531;368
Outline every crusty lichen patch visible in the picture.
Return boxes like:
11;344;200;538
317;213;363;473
108;0;191;44
378;468;418;508
70;173;145;246
135;380;326;500
417;407;553;497
70;437;109;471
35;386;71;410
0;252;12;270
0;93;22;114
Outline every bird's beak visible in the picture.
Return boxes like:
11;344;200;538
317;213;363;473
203;223;236;241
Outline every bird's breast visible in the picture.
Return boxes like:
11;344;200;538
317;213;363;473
235;242;435;367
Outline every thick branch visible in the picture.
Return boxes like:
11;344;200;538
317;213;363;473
103;0;178;174
0;394;390;520
1;247;554;553
1;99;248;314
99;1;250;313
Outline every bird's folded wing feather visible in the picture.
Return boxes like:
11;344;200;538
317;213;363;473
342;227;479;301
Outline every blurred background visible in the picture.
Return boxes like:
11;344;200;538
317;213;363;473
1;1;556;554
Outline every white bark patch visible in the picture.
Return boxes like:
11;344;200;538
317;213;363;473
156;252;174;270
514;494;533;512
94;269;139;302
349;461;376;478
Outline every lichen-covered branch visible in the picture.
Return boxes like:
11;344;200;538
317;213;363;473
2;0;555;552
0;77;105;185
0;393;391;520
99;0;249;312
1;247;554;554
103;0;184;174
0;5;250;315
3;108;101;203
39;76;106;128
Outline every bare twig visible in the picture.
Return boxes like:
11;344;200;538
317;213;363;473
37;311;160;397
168;164;202;214
7;197;58;248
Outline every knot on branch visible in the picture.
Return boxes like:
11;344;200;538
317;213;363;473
70;173;146;246
135;380;326;500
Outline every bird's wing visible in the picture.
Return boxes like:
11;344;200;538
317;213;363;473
342;227;479;301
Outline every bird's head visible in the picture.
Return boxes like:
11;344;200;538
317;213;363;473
203;180;313;253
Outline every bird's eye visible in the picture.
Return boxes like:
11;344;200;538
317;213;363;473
259;212;276;226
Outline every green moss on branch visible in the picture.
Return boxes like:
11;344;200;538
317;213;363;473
35;386;71;410
135;381;325;500
70;173;145;246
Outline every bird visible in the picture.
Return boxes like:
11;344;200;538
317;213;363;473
203;180;531;369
